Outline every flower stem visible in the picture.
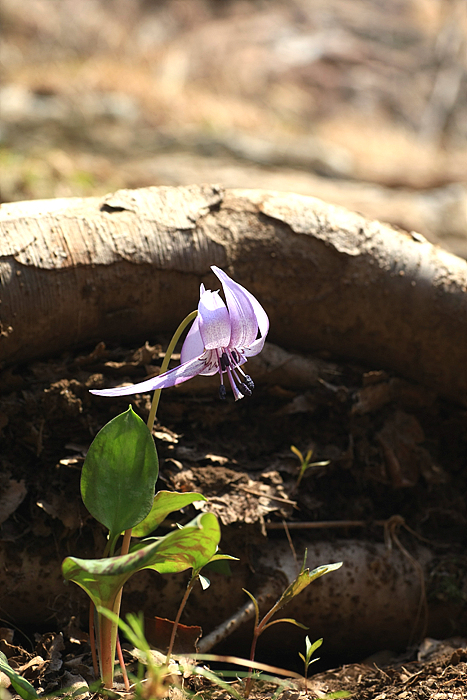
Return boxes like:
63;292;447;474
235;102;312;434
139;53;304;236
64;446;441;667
96;310;199;687
146;310;198;432
89;601;98;678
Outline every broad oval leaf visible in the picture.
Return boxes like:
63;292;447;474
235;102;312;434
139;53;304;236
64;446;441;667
81;406;159;539
62;512;220;610
132;490;206;537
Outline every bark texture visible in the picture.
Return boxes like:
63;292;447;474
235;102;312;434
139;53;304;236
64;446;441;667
1;184;467;403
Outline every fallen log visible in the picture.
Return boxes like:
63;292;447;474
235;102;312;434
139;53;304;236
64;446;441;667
0;531;462;660
1;185;467;403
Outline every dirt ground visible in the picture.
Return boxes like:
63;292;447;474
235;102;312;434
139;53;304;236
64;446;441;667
1;0;467;697
1;337;467;698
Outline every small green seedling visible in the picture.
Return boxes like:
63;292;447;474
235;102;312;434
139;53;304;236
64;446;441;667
299;635;323;691
291;445;330;489
242;553;342;698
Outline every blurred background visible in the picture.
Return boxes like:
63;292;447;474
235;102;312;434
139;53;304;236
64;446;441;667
1;0;467;254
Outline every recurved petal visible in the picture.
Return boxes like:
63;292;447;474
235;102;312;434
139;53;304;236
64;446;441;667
243;290;269;356
89;356;208;397
212;266;268;351
198;288;231;350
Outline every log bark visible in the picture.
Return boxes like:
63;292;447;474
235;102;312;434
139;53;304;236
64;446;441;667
0;533;462;658
1;184;467;403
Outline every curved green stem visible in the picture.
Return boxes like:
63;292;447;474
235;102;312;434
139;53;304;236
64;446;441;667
146;310;198;432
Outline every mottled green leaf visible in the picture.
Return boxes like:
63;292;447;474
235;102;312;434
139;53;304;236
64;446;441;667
62;513;220;609
146;511;220;574
132;491;206;537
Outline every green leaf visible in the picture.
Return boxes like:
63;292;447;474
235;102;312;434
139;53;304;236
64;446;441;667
306;637;323;661
147;512;220;575
268;561;342;618
0;652;39;700
201;552;238;576
242;588;260;629
290;445;304;462
208;553;239;563
262;617;308;632
62;513;220;609
80;407;159;545
132;491;206;537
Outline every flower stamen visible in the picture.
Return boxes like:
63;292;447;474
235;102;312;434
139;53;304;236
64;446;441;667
220;351;230;371
226;367;244;401
237;365;254;391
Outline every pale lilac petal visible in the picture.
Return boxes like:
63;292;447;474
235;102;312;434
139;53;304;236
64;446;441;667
180;318;218;376
243;291;269;355
244;333;267;356
180;315;204;364
211;267;257;347
212;266;268;353
198;289;231;350
90;356;208;397
197;348;221;377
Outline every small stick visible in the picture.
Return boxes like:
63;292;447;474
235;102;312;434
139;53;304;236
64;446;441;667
238;486;297;506
265;519;387;530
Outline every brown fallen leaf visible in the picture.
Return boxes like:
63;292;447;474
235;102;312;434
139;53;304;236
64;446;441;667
144;617;202;654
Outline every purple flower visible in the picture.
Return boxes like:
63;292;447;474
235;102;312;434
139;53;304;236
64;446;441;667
90;266;269;401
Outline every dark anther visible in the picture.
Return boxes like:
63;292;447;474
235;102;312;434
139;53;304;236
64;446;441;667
231;350;239;363
220;352;230;371
243;375;255;391
219;385;227;400
239;382;252;397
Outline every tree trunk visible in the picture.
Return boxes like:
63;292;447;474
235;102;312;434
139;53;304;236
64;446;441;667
1;184;467;403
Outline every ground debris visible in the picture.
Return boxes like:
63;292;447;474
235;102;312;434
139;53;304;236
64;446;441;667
308;638;467;700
